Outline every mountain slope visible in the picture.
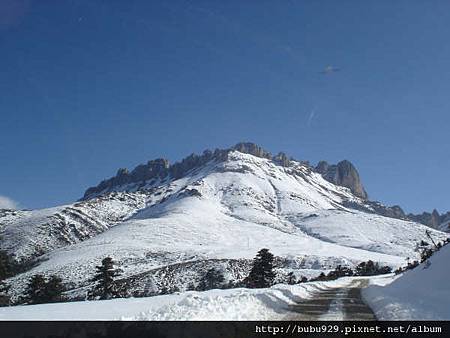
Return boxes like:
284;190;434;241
2;148;447;301
0;192;147;261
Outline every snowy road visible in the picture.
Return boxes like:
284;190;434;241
0;278;386;321
286;279;376;320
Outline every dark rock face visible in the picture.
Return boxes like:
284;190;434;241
232;142;272;160
129;159;170;182
368;203;406;219
407;209;450;228
83;142;370;202
83;159;170;199
273;152;290;167
315;160;368;199
83;149;230;199
388;205;407;219
315;160;330;174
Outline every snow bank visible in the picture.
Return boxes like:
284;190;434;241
0;279;356;321
363;244;450;320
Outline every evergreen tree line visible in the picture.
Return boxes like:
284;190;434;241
1;249;397;305
195;249;395;290
311;261;392;283
1;256;127;306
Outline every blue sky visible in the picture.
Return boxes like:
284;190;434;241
0;0;449;213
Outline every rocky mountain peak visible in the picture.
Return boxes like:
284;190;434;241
82;142;369;201
315;160;368;200
231;142;272;160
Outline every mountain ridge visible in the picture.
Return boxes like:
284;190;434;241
80;142;448;229
82;142;368;202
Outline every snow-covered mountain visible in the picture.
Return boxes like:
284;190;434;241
0;143;447;300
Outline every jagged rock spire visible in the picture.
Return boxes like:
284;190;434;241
315;160;368;200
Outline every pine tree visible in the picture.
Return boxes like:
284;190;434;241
314;272;328;281
286;272;296;285
22;274;47;304
89;257;124;300
355;260;391;276
378;265;392;274
0;280;10;306
328;265;354;279
0;250;12;281
197;268;225;291
356;260;377;276
22;274;65;305
0;249;11;306
245;248;276;288
298;276;308;283
43;275;65;303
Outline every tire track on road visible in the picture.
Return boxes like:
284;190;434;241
285;279;376;321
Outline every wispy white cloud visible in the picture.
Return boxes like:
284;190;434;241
0;195;19;209
307;108;317;127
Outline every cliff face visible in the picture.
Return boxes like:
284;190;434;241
315;160;368;200
83;159;170;199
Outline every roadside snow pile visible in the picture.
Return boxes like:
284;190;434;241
0;279;356;321
363;245;450;320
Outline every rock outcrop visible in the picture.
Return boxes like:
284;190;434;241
83;159;170;199
231;142;272;160
315;160;368;199
83;142;369;201
273;152;291;167
407;209;450;229
83;142;278;199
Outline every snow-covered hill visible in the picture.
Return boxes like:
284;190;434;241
0;192;147;261
1;146;447;301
